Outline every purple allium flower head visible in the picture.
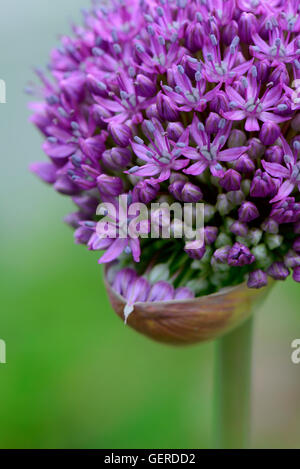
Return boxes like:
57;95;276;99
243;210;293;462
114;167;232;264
29;0;300;299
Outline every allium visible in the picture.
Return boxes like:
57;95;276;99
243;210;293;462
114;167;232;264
30;0;300;325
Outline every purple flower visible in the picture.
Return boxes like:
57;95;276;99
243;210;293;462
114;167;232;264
201;34;253;84
162;62;222;113
128;119;189;182
251;28;300;66
183;116;248;177
29;0;300;297
270;197;300;223
224;67;288;131
262;138;300;203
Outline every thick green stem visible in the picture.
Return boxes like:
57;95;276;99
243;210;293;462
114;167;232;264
214;317;253;449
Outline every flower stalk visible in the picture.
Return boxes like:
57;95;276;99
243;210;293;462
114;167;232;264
214;317;253;449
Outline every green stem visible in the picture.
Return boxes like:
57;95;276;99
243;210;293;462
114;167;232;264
214;317;253;449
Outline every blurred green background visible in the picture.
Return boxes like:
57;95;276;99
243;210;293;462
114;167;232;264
1;0;300;449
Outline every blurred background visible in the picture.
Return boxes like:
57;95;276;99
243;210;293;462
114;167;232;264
1;0;300;449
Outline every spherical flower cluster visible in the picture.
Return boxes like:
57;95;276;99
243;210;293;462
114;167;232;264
30;0;300;301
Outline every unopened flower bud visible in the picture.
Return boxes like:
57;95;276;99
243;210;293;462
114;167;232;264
133;180;159;204
293;266;300;282
247;270;268;289
248;138;265;159
267;262;289;280
185;22;204;51
239;12;258;44
259;122;281;146
241;179;251;196
293;237;300;253
264;146;283;163
265;234;283;250
216;194;233;216
215;233;232;249
261;217;279;234
204;226;218;245
210;92;229;113
204;204;216;222
220;169;241;192
97;174;123;197
228;129;247;148
74;226;92;245
227;190;245;206
167;122;184;141
184;241;206;260
148;264;170;283
213;246;231;264
238;201;259;222
169;180;203;202
102;147;132;171
235;155;255;175
146;104;159;120
284;250;300;268
108;122;132;147
256;60;269;82
292;114;300;132
252;244;273;270
228;242;255;267
250;170;277;198
223;20;238;45
135;74;157;97
157;92;179;121
230;221;248;237
247;228;263;246
206;113;221;134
